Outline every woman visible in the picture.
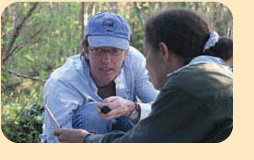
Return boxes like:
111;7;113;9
54;9;233;143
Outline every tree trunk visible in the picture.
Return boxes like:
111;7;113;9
90;2;96;16
134;2;145;29
81;2;85;39
112;2;118;13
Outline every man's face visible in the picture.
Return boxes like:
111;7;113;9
85;45;128;87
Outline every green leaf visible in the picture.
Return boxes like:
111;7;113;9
25;54;34;61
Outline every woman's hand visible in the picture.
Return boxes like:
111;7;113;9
54;128;89;143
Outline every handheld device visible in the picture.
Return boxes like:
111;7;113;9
100;106;112;114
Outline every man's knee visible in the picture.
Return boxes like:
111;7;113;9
72;104;112;133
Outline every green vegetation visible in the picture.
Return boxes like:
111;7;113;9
1;2;233;142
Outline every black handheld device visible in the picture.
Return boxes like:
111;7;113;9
100;106;112;114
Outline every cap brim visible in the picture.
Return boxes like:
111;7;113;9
88;36;129;50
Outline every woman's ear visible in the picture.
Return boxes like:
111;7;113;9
159;42;170;63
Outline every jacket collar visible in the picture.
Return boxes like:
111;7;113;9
167;55;232;78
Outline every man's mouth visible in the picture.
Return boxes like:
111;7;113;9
99;68;113;72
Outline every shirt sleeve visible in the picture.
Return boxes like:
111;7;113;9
138;103;152;120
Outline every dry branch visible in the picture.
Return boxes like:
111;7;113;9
1;67;46;83
2;2;40;64
9;28;43;56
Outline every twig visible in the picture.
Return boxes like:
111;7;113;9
1;67;46;83
2;2;40;64
9;28;43;56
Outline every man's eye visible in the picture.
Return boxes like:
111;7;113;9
95;48;101;52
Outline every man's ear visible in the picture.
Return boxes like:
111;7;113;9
83;47;89;60
159;42;170;63
123;48;129;61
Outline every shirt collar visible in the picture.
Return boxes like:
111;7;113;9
167;55;232;78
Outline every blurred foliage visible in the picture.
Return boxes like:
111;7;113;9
1;2;233;142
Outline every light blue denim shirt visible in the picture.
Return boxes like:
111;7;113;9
41;46;159;142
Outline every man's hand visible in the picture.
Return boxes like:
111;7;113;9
54;128;89;143
97;96;135;120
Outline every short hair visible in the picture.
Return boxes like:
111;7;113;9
81;37;89;59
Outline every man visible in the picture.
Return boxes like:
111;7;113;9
41;12;158;142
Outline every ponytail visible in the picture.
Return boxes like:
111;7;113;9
203;36;233;61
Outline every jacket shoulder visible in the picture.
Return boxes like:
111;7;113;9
164;63;233;101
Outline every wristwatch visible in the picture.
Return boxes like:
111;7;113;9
129;103;140;120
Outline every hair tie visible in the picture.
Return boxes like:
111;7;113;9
203;31;219;53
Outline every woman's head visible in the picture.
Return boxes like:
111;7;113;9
144;9;232;89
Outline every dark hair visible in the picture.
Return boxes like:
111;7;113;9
81;37;89;59
145;9;232;64
203;37;233;61
82;37;89;48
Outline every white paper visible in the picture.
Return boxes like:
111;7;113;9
45;105;60;131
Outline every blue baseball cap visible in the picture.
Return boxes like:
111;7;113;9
85;12;131;50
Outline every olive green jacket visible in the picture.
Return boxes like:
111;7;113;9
86;63;233;143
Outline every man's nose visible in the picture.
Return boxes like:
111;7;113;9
101;52;112;62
